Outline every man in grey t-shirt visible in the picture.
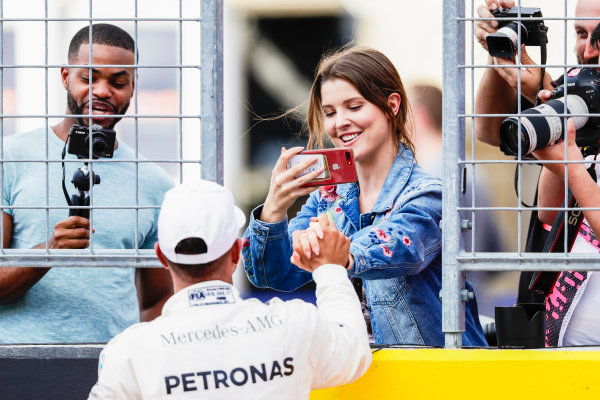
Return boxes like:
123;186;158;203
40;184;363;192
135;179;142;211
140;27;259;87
0;24;173;343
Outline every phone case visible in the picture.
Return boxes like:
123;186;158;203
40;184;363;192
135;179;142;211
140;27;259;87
288;148;357;187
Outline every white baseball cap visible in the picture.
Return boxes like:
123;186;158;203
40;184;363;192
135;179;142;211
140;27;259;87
157;179;246;264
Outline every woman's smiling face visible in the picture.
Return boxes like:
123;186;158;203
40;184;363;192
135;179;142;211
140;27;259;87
321;78;397;165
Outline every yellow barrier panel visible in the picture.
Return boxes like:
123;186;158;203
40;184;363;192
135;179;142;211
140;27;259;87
310;347;600;399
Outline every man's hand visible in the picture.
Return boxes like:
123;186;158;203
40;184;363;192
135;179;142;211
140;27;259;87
494;45;551;103
0;214;92;304
475;0;515;51
536;88;552;104
47;216;91;249
291;213;350;272
474;0;549;103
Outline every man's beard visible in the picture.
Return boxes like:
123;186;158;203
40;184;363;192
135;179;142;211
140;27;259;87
576;48;599;65
67;91;129;129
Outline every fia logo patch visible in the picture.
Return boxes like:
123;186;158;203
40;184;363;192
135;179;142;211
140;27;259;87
188;286;235;307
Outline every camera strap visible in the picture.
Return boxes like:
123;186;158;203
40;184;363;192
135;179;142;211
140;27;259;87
528;163;597;296
534;32;548;106
61;140;74;207
512;157;538;208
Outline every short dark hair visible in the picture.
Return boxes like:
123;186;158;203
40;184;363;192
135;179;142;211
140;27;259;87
592;22;600;50
68;23;135;62
166;238;228;280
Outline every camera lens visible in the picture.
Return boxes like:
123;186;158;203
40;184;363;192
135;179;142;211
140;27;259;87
86;132;109;158
500;121;524;155
499;95;589;156
92;138;107;157
487;23;527;58
487;36;515;59
499;117;535;156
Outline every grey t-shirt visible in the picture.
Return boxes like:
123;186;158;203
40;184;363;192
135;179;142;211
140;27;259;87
0;127;173;343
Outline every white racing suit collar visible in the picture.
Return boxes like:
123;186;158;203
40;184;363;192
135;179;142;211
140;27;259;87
162;280;241;316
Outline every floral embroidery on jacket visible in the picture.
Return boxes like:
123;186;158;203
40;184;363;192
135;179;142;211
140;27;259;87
381;245;392;257
241;239;252;271
319;185;340;202
317;185;344;220
367;227;397;259
374;229;391;242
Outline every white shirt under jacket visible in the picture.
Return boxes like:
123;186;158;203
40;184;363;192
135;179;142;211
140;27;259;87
88;264;372;399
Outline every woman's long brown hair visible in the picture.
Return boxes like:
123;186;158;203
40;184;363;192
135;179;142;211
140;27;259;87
306;46;414;153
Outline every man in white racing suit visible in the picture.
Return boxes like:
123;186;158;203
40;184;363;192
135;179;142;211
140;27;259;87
88;179;372;399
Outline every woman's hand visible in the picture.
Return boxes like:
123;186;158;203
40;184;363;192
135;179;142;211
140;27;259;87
290;215;325;259
291;213;350;272
260;146;324;223
534;118;600;233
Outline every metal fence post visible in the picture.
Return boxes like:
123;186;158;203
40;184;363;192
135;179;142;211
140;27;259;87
442;0;466;348
201;0;223;184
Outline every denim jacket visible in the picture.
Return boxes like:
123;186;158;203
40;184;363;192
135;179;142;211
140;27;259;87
243;147;487;346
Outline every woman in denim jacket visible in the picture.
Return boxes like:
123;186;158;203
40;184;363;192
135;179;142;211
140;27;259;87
242;46;487;346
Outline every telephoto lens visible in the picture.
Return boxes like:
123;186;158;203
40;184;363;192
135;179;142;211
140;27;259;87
499;67;600;157
499;96;589;157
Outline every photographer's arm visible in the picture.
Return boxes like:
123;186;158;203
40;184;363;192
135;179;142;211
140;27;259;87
475;60;518;146
473;0;517;146
473;0;552;146
536;167;565;225
562;166;600;237
534;118;600;235
0;215;90;304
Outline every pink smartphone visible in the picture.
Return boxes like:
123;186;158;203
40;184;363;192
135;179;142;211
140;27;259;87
286;148;357;187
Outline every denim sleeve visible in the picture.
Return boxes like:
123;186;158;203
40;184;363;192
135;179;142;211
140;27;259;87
348;186;442;280
242;192;320;291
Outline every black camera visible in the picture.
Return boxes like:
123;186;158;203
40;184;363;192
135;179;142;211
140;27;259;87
67;124;116;159
487;6;548;58
499;68;600;157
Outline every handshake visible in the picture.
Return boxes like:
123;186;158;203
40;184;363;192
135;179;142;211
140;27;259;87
290;214;351;272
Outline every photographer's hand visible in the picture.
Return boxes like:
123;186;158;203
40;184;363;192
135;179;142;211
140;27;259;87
47;216;92;249
533;118;584;178
536;89;552;103
260;147;324;223
0;215;91;305
475;0;515;51
474;0;520;146
291;213;350;273
494;45;552;103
